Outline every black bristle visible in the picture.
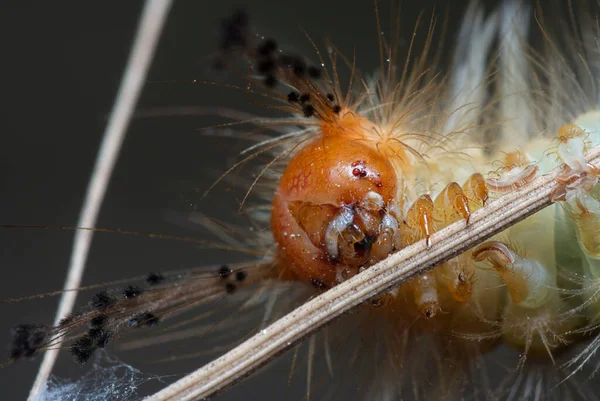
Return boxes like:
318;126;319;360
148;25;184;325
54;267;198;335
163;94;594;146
308;65;322;79
71;335;96;364
225;283;237;294
123;285;143;299
128;312;159;328
146;272;165;285
326;93;335;101
264;74;277;88
10;324;48;360
257;59;275;74
235;270;247;282
333;105;342;114
218;265;232;279
292;58;306;76
287;91;300;103
219;9;250;50
88;328;111;348
303;105;315;118
257;38;277;56
89;314;108;328
213;57;227;71
278;53;294;67
231;9;249;27
58;313;78;327
299;93;310;103
91;291;115;310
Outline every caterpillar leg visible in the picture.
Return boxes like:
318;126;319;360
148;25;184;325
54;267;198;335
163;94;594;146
433;182;471;225
552;122;600;202
435;175;489;304
405;179;481;317
400;177;479;247
411;273;440;319
401;195;434;247
439;257;474;304
472;241;554;308
486;155;539;193
397;194;438;318
471;240;581;354
461;173;488;209
571;195;600;277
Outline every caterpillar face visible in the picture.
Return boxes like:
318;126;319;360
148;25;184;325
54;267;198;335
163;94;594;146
272;120;401;287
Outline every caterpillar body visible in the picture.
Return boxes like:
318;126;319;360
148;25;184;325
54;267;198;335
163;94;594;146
6;0;600;400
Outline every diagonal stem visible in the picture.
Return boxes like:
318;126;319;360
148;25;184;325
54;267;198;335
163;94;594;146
27;1;173;399
145;144;600;401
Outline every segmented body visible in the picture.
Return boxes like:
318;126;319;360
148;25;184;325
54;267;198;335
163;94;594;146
263;2;600;360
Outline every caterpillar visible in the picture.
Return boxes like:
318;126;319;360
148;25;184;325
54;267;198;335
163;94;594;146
4;0;600;400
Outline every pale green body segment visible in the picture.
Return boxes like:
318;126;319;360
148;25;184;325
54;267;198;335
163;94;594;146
416;110;600;351
488;110;600;347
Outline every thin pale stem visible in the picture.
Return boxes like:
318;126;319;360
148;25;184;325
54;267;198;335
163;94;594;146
27;1;173;399
145;144;600;401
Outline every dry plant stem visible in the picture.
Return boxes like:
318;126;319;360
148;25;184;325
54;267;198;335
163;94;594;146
27;1;174;399
146;143;600;401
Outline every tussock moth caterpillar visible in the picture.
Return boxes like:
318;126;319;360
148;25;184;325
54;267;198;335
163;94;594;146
4;0;600;400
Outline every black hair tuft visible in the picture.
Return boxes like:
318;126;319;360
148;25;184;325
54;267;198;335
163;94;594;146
128;312;159;328
218;265;232;279
71;335;96;364
89;314;108;328
10;324;49;360
91;291;115;310
146;272;165;286
235;271;247;282
225;283;237;294
123;285;143;299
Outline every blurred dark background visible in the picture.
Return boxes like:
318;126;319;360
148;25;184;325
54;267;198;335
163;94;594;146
0;1;501;400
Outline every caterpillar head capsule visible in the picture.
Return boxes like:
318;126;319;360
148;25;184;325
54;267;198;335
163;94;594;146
272;121;401;287
214;15;410;287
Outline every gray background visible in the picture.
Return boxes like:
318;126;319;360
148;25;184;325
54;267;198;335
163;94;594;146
0;1;503;400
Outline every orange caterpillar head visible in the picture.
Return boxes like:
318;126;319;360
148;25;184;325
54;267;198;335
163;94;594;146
272;111;402;288
216;12;409;288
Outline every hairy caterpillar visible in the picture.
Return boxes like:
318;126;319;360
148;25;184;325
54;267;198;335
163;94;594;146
4;0;600;400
